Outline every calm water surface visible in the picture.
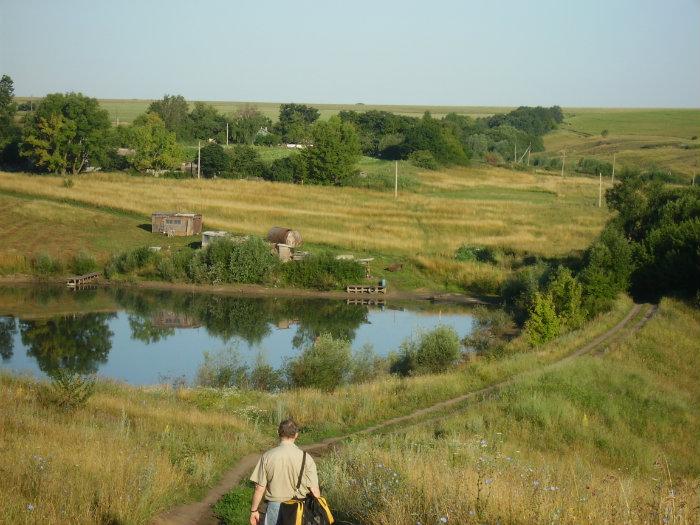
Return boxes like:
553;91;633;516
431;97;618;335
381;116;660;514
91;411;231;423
0;285;476;385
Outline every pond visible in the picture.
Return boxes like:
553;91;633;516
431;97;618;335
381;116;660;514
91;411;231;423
0;285;477;386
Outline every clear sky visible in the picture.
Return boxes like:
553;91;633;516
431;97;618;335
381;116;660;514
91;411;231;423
1;0;699;107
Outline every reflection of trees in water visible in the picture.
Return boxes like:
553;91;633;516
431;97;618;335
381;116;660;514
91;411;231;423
20;313;114;375
128;316;175;343
288;299;369;349
111;288;369;348
0;317;16;361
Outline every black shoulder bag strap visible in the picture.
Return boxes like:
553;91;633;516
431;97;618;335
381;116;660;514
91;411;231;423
296;451;307;493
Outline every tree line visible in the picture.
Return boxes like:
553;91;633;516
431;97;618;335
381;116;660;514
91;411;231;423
0;72;563;184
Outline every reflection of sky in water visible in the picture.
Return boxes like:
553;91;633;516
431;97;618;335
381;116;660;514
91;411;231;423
1;306;474;386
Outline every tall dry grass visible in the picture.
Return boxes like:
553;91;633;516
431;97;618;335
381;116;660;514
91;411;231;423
0;375;269;524
0;167;609;258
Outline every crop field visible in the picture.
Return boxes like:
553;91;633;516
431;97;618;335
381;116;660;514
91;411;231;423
0;166;610;290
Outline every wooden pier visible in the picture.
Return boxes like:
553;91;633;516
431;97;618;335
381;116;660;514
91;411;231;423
67;272;100;288
346;284;386;294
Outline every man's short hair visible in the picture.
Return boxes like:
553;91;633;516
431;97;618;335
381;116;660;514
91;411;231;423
278;418;299;438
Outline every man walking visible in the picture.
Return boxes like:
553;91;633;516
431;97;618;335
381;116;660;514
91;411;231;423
249;419;321;525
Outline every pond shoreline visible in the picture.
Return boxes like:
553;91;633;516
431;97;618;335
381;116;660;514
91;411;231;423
0;275;494;306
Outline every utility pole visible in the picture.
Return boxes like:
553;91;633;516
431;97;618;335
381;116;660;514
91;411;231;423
226;122;229;146
561;151;566;177
692;171;696;186
197;140;201;179
611;153;616;184
514;143;517;164
527;144;531;166
598;172;603;208
394;161;398;199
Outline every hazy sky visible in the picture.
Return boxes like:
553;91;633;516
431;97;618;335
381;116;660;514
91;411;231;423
1;0;699;107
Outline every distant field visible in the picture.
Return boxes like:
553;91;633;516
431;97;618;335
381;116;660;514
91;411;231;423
543;108;700;176
15;97;512;124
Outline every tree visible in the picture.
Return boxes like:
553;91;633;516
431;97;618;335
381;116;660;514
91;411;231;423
274;103;320;143
229;144;265;178
402;112;469;165
0;317;16;361
0;74;19;156
188;102;227;141
302;116;361;185
524;292;561;346
147;94;189;137
285;333;352;391
125;113;184;171
229;105;271;145
546;267;585;329
199;142;229;177
21;92;111;174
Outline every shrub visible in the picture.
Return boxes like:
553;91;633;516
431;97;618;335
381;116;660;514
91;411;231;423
579;226;633;315
228;145;265;179
501;262;551;325
524;292;561;346
199;142;230;178
70;252;97;275
455;244;500;263
196;347;249;388
576;157;613;177
228;236;279;284
463;307;515;354
282;253;365;290
32;253;63;276
156;257;177;282
392;325;460;375
249;355;285;392
546;267;586;329
39;370;96;410
62;178;74;188
285;333;352;391
408;150;439;170
350;344;387;384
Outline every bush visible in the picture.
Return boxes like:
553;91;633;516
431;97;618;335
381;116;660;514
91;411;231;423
285;333;352;391
39;370;95;410
199;142;230;178
579;226;633;315
249;355;285;392
408;150;439;170
70;252;97;275
524;292;561;346
546;267;586;329
196;347;249;388
228;236;279;284
455;244;500;263
392;325;460;376
228;145;265;179
350;344;387;384
32;253;63;276
282;253;365;290
501;263;551;325
576;157;613;177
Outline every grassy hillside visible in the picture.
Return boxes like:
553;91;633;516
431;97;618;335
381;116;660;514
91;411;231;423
0;295;637;524
544;108;700;177
320;298;700;524
0;166;609;291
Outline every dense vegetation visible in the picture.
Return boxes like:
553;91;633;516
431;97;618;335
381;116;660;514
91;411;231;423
1;74;566;185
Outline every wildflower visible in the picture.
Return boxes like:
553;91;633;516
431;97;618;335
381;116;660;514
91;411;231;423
439;517;448;523
484;478;493;485
533;480;540;487
27;504;35;512
469;510;476;517
479;439;488;447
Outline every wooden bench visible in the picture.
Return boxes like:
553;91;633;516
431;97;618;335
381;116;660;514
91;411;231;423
346;284;387;294
67;272;100;288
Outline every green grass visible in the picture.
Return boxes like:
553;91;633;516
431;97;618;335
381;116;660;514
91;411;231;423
317;299;700;524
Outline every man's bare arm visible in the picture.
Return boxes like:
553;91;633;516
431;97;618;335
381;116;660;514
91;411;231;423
250;484;265;525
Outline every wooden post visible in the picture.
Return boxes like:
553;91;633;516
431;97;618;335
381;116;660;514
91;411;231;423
692;171;696;186
598;172;603;208
527;146;531;166
197;141;201;179
611;153;616;184
514;143;517;163
394;161;398;199
561;151;566;177
226;122;229;146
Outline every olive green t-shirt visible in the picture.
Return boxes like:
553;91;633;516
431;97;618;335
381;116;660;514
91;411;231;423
249;441;319;503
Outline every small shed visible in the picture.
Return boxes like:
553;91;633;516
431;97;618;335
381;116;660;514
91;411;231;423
267;227;303;248
151;212;203;236
202;230;230;248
